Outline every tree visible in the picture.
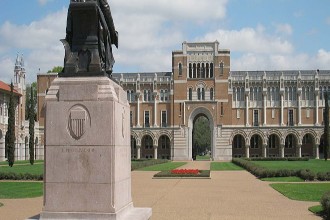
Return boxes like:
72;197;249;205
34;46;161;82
6;82;16;167
25;82;37;120
193;116;211;155
29;86;35;165
324;92;329;161
47;66;63;73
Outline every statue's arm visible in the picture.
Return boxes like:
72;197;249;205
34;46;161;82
99;0;118;48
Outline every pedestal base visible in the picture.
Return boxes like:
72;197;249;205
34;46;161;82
40;203;151;220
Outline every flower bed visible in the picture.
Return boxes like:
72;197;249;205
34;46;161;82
154;169;210;178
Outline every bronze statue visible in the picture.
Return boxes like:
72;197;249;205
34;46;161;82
60;0;118;77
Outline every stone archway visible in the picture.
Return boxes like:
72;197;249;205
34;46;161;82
301;133;315;158
158;135;171;159
232;134;245;158
188;107;215;160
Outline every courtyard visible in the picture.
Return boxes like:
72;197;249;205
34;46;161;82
0;161;323;220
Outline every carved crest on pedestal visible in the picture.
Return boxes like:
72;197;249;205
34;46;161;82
68;105;91;140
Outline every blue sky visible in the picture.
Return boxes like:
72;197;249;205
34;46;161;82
1;0;330;83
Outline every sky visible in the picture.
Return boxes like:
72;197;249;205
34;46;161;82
0;0;330;84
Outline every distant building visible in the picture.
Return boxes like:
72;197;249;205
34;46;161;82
37;41;330;161
0;55;43;162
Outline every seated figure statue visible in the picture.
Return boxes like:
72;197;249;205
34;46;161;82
60;0;118;77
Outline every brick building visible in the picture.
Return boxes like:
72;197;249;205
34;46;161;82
37;41;330;161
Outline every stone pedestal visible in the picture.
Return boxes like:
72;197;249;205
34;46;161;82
40;77;151;220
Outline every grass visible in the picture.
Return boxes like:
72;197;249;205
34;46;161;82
196;155;210;161
0;182;43;199
270;183;330;202
211;162;244;171
252;159;330;173
308;205;323;214
138;162;186;171
154;170;210;178
0;160;44;166
261;176;304;182
0;164;44;175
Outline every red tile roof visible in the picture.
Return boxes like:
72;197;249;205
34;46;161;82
0;81;22;96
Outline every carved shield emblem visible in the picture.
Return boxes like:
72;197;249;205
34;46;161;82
68;105;90;140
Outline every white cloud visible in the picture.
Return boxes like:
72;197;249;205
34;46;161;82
0;57;15;83
275;23;293;35
201;26;294;54
38;0;53;6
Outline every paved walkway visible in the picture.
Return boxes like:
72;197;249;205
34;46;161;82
0;166;321;220
177;161;211;170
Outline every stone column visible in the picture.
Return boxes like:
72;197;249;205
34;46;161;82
280;93;284;125
316;145;320;159
280;144;285;158
137;145;141;159
262;144;267;158
245;94;249;126
137;93;141;127
298;92;301;125
154;93;158;127
297;144;302;158
263;92;267;126
154;146;158;160
245;144;250;158
315;92;319;125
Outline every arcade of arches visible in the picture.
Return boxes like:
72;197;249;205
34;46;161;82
232;132;321;158
131;135;171;160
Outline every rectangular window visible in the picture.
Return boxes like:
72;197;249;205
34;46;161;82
220;102;224;116
271;109;275;119
130;111;133;127
144;111;150;127
179;103;182;116
288;109;294;126
161;111;167;127
236;109;240;119
253;110;259;126
306;108;310;118
220;63;224;76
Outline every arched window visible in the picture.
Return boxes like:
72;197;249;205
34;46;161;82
233;87;237;102
178;63;182;76
250;87;253;101
241;87;245;101
292;87;296;101
237;87;241;102
206;63;209;78
320;86;323;100
197;63;201;78
276;87;280;101
220;62;224;76
197;88;201;100
144;90;147;101
267;87;271;100
193;63;197;78
160;90;164;101
189;88;192;101
210;63;214;78
285;87;288;100
254;87;258;101
302;87;306;100
201;63;205;78
309;86;314;100
272;87;275;102
210;88;214;100
258;87;262;101
202;88;205;100
189;63;192;78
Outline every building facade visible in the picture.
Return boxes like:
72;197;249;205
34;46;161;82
0;55;43;162
37;41;330;161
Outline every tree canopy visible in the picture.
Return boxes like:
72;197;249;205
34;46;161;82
193;116;211;155
47;66;63;73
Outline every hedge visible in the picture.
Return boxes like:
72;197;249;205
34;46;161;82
0;172;43;181
154;170;210;178
321;191;330;220
245;157;309;161
232;158;330;181
131;159;169;171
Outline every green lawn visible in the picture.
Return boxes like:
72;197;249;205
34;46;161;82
0;182;43;199
252;159;330;173
138;162;186;171
0;163;44;175
270;183;330;201
196;155;211;161
308;205;323;214
211;162;244;171
261;176;304;182
0;160;44;166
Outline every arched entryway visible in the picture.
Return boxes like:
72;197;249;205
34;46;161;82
284;134;298;157
130;136;137;159
232;134;245;158
301;133;315;158
141;135;154;159
192;115;211;160
158;135;171;159
268;134;280;157
188;107;215;160
250;134;263;157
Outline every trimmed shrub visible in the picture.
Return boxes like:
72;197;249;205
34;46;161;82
245;157;309;161
154;170;210;178
131;159;168;170
317;172;330;181
297;169;316;181
321;191;330;220
0;172;43;181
